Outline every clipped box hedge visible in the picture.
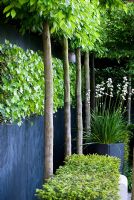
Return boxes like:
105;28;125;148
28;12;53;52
36;154;120;200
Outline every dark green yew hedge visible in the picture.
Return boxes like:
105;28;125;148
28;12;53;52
0;41;76;124
36;154;120;200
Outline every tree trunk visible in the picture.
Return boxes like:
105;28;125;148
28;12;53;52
132;147;134;200
84;52;91;134
43;21;53;180
76;47;83;154
90;53;95;111
63;37;71;157
128;75;131;124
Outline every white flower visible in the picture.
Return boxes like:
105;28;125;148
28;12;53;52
107;78;112;83
117;84;121;87
120;78;128;99
121;96;126;100
123;76;127;81
132;89;134;94
100;87;105;91
106;78;113;90
95;81;106;98
117;84;121;93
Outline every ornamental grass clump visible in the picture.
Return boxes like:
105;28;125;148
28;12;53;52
85;77;129;144
90;108;128;144
36;154;120;200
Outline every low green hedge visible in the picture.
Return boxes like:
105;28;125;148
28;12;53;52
36;154;120;200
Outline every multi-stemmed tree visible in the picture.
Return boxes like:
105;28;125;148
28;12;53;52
70;1;102;153
1;0;126;179
1;0;87;177
72;0;125;149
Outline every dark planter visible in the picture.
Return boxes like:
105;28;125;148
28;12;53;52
85;143;124;173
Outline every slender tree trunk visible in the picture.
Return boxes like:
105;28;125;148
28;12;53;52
63;37;71;157
43;21;53;180
128;75;131;124
84;52;91;134
76;47;83;154
132;148;134;200
90;53;95;111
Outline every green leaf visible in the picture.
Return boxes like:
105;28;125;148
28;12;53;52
3;5;12;13
11;9;16;18
18;0;28;5
30;0;36;6
6;12;10;17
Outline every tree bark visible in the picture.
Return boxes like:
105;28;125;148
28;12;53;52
90;53;95;111
84;52;91;134
43;21;53;180
128;75;131;124
76;48;83;154
132;148;134;200
63;37;71;157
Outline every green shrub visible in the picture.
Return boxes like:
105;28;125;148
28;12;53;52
124;124;134;191
124;165;132;192
36;154;120;200
127;124;134;163
0;40;76;124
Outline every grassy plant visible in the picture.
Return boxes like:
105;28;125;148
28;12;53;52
85;78;129;144
88;109;128;144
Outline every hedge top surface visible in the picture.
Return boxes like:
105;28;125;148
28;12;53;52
36;154;120;200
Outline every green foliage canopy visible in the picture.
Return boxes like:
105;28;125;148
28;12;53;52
97;3;134;59
2;0;86;38
70;1;101;51
69;0;125;52
1;0;125;45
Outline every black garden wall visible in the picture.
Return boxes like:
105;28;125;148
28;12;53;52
0;22;43;51
0;109;76;200
0;116;44;200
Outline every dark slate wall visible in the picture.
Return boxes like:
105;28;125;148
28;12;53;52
0;22;43;51
0;116;44;200
0;22;61;58
0;109;76;200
